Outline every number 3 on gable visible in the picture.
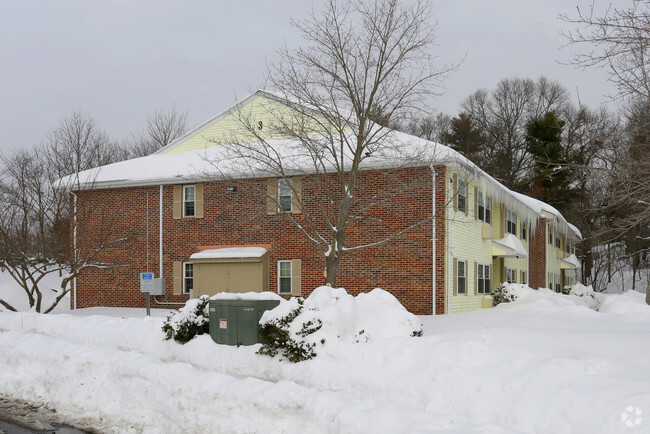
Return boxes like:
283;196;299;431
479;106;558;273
258;121;263;130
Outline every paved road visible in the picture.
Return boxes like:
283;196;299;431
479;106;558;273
0;396;88;433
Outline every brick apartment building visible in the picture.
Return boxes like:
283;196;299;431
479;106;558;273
64;91;580;315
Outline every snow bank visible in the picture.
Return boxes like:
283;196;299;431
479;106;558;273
260;287;422;350
3;289;650;432
598;290;650;315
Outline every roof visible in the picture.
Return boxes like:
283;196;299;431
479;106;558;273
189;247;268;260
59;90;581;239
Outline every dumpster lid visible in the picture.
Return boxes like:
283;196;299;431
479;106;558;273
190;246;268;260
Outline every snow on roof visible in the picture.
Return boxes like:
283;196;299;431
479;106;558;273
59;90;580;239
492;233;529;258
210;291;283;301
190;247;268;260
561;254;580;269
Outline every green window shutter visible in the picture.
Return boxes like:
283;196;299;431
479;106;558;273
173;185;182;219
291;259;302;296
267;178;277;215
173;261;182;295
291;177;302;214
195;184;204;218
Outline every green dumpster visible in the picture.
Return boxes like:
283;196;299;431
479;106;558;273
208;299;281;346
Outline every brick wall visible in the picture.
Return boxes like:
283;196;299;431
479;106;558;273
72;166;447;315
529;218;546;290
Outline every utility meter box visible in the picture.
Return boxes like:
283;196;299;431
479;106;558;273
140;273;166;296
208;299;280;346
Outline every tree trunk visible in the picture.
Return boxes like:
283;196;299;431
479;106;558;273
645;277;650;305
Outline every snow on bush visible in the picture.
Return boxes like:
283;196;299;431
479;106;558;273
162;295;210;344
491;282;524;305
258;286;423;363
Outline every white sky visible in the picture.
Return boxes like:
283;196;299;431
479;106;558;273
0;0;626;153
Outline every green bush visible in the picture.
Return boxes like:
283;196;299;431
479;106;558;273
492;283;518;306
162;296;210;344
258;300;323;363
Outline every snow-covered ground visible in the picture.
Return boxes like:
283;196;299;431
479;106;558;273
1;287;650;433
0;269;70;313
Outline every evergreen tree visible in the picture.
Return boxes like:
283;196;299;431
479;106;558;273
440;113;486;166
525;111;574;213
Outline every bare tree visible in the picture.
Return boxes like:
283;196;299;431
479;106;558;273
0;113;132;313
461;77;570;190
129;108;188;157
405;112;452;143
214;0;457;286
560;0;650;100
562;1;650;294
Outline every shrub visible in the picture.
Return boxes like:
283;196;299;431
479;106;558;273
258;300;323;363
162;296;210;344
492;283;519;306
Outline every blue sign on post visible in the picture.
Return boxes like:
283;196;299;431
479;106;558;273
140;272;154;293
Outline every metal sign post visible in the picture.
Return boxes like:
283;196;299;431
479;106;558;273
140;272;166;317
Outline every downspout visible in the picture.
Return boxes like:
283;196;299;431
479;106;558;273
430;165;437;315
159;184;163;278
72;191;78;310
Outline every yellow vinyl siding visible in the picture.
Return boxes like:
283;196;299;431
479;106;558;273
446;173;494;313
164;94;329;155
446;171;531;313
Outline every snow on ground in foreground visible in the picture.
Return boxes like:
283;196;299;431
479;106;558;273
1;288;650;433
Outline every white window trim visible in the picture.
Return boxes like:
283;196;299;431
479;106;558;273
506;268;516;284
278;179;292;213
477;263;491;294
278;260;292;295
478;191;492;224
183;262;193;295
506;210;517;235
457;179;467;214
183;185;196;218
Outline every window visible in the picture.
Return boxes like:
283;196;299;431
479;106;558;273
183;185;195;217
478;191;492;224
477;263;491;294
457;178;467;213
555;231;561;249
183;262;193;294
565;239;571;254
278;260;292;294
521;221;527;241
278;179;292;212
457;260;467;295
521;271;527;285
548;224;553;245
548;272;554;291
506;268;516;283
506;210;517;235
555;274;561;293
